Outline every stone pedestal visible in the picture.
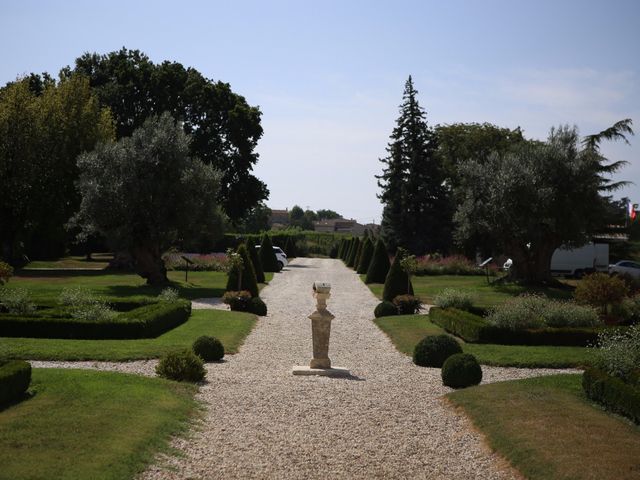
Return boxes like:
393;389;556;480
292;282;350;377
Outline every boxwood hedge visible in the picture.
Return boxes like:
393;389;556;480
582;367;640;424
0;360;32;405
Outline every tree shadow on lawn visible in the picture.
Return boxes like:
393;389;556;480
105;284;226;300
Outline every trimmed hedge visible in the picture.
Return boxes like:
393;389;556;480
0;360;32;405
0;300;191;339
582;368;640;424
413;334;462;367
442;353;482;389
429;307;605;347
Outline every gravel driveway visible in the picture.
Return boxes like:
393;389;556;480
132;257;578;480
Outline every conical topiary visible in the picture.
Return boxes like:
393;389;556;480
226;244;259;297
347;237;361;268
259;234;279;273
356;237;374;274
382;248;414;301
246;241;265;284
342;238;353;262
283;236;294;258
365;238;391;284
337;239;346;259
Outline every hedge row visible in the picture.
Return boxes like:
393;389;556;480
429;307;604;347
582;368;640;424
0;360;32;405
0;300;191;339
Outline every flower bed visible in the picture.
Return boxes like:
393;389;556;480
414;255;495;276
163;252;229;272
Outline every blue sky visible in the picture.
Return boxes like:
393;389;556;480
2;0;639;223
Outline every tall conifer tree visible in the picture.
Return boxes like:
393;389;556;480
376;76;453;254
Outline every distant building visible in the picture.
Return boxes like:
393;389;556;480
313;218;368;235
269;209;290;230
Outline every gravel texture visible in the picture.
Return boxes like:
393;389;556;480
130;257;577;480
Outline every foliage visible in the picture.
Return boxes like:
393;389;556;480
259;234;279;272
237;202;272;233
246;241;265;283
0;360;31;405
582;367;640;424
374;301;398;318
593;324;640;383
347;237;361;268
393;294;422;315
164;252;229;272
248;297;268;316
58;287;96;307
356;237;374;274
365;238;391;284
72;113;224;285
413;334;462;367
574;272;629;314
192;335;224;361
0;261;13;284
158;288;180;303
415;254;485;276
441;353;482;389
71;301;118;323
156;349;206;383
225;244;259;297
455;122;632;283
434;289;474;311
382;248;414;301
316;209;341;220
377;76;453;254
222;290;252;311
0;287;36;314
0;75;114;262
289;205;318;230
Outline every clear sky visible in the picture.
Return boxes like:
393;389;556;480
2;0;639;223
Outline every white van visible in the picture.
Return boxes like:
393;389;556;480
550;243;609;278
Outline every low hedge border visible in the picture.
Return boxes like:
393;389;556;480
0;360;32;405
0;300;191;339
582;367;640;424
429;307;605;347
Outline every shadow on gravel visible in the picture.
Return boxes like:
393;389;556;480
285;264;316;269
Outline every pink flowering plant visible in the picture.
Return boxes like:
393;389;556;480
163;252;229;272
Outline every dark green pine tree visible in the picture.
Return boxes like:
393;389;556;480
376;76;453;254
246;241;265;284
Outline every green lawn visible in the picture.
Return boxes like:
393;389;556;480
6;270;273;304
448;374;640;480
0;309;256;361
374;315;593;367
362;274;572;308
24;253;114;269
0;368;196;480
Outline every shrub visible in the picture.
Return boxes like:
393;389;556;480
356;237;374;274
163;253;229;272
582;367;640;424
415;254;486;276
0;288;36;314
413;334;462;367
593;323;640;383
58;287;96;307
226;244;259;297
246;242;265;284
0;261;13;285
248;297;268;316
344;238;355;264
71;302;118;323
382;248;413;301
365;238;390;284
442;353;483;389
156;349;206;382
434;289;473;311
0;360;32;405
393;294;422;314
222;290;252;312
260;235;280;273
486;295;547;330
374;301;398;318
614;272;640;295
348;237;361;268
575;272;629;314
157;287;180;302
541;301;599;328
192;335;224;361
329;242;339;259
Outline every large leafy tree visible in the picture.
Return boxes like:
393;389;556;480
0;75;114;263
66;48;268;223
377;76;453;254
72;113;224;285
454;121;632;284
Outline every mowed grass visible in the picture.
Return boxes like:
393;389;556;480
448;374;640;480
24;253;114;269
0;368;196;480
374;315;593;367
362;274;572;308
6;270;273;303
0;309;256;361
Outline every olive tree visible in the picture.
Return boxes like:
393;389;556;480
72;112;224;285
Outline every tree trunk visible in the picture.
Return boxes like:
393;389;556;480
506;241;559;285
132;245;168;286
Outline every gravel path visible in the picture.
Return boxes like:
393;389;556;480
129;257;576;480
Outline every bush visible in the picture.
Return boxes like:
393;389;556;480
393;294;422;314
249;297;267;316
593;323;640;383
575;272;629;314
365;238;390;284
260;235;279;273
614;272;640;295
415;254;487;276
0;360;32;405
0;261;13;285
347;237;361;268
158;287;180;302
374;301;398;318
246;242;265;284
329;242;339;259
382;248;413;301
192;335;224;361
413;334;462;367
71;301;118;323
442;353;483;389
582;367;640;424
0;288;36;314
541;301;599;328
434;289;473;311
222;290;252;311
58;287;96;307
156;349;205;382
226;244;259;297
163;253;229;272
356;237;374;274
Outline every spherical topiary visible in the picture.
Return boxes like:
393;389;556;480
192;335;224;361
249;297;268;316
156;349;206;382
374;301;398;318
413;334;463;367
441;353;483;389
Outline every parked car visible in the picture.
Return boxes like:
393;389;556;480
609;260;640;279
255;245;288;271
